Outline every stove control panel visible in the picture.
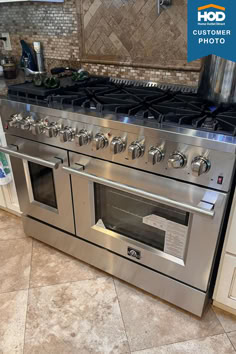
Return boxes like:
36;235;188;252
4;107;235;192
168;152;187;169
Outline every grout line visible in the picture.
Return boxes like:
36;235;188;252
113;278;132;354
23;236;34;354
0;236;29;242
28;274;110;291
212;306;227;333
226;332;236;352
129;333;233;353
22;289;29;354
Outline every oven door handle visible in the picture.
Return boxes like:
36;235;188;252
0;145;62;169
63;166;215;217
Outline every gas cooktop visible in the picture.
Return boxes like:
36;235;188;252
7;76;236;137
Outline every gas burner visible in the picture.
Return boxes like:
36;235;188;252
7;76;236;136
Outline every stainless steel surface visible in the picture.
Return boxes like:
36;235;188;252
110;137;126;154
157;0;172;14
109;77;198;93
198;55;236;104
63;165;215;217
191;156;211;177
168;152;187;169
0;145;62;169
5;135;74;234
128;140;145;160
23;215;208;317
92;133;108;150
1;84;235;316
21;67;47;76
59;126;75;143
148;146;164;164
75;129;91;147
1;99;235;192
33;42;45;73
68;152;227;291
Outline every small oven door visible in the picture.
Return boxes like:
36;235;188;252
65;152;228;292
1;135;74;234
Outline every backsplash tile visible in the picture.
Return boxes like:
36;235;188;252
0;0;200;86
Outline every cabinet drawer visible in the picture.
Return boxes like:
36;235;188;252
215;254;236;309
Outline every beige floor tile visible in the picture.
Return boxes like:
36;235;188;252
132;333;235;354
114;279;224;352
227;331;236;350
30;240;108;288
0;210;26;241
0;290;28;354
24;277;129;354
0;238;32;294
213;307;236;332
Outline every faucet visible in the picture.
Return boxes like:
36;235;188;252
21;57;46;76
157;0;172;14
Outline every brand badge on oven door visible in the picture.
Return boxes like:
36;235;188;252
127;247;141;260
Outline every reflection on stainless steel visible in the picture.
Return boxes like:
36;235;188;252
198;55;236;104
1;76;236;317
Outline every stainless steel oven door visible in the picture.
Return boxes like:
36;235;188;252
1;135;74;234
65;152;227;292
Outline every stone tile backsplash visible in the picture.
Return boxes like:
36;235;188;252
0;0;200;86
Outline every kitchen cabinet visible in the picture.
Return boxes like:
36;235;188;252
0;126;20;215
213;187;236;315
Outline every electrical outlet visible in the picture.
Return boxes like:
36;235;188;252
1;33;12;51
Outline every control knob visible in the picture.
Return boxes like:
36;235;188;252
148;146;164;165
44;123;59;138
75;129;91;147
191;156;211;177
59;127;75;143
128;141;145;160
110;137;126;154
8;113;23;128
31;120;45;135
93;133;108;150
168;152;187;169
20;116;32;131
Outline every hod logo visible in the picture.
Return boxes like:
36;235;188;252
198;4;226;22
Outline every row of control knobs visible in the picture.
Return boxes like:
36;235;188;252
8;114;211;176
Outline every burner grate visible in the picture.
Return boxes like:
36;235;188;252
7;76;236;136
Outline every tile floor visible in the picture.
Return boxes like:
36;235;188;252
1;209;236;354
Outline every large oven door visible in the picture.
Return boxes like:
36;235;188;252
1;135;74;234
65;153;227;292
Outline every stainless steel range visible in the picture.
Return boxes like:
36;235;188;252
1;76;236;316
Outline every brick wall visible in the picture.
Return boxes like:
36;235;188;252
0;0;200;86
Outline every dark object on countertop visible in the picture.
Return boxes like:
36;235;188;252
3;58;17;80
20;40;37;72
8;82;62;97
51;67;78;75
33;74;46;87
72;71;89;82
44;77;60;89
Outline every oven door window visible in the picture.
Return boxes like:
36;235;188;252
94;184;189;258
28;162;58;209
